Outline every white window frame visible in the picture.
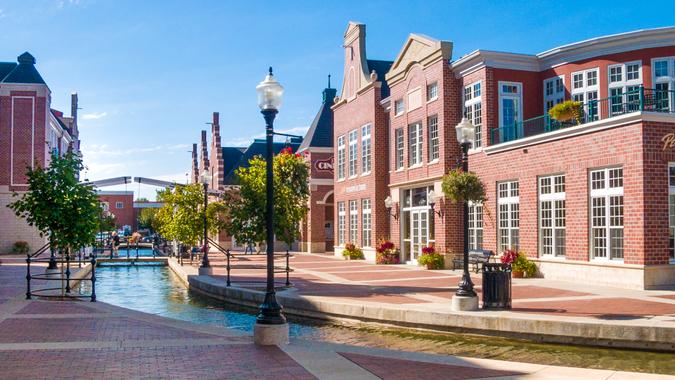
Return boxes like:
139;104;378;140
336;135;345;180
497;180;520;252
394;99;404;116
544;75;565;113
395;127;404;170
426;82;438;102
539;174;566;257
468;201;483;251
589;167;624;261
427;115;439;163
361;124;371;175
115;201;124;209
337;202;346;245
348;129;358;178
651;57;675;112
408;122;423;167
361;198;372;248
349;200;358;244
607;61;642;116
571;68;600;122
668;163;675;264
464;81;483;148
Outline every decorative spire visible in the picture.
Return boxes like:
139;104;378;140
328;74;332;89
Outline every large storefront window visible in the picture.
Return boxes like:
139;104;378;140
498;181;519;252
401;186;435;264
669;164;675;263
349;200;358;243
468;202;483;250
337;202;345;245
539;174;566;257
362;198;371;248
590;168;624;261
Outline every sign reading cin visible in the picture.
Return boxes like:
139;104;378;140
314;156;334;172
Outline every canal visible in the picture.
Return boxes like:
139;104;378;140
88;264;675;375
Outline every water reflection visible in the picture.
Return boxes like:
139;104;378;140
90;266;675;375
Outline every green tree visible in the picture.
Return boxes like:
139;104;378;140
154;184;226;246
137;207;158;231
225;147;310;249
8;151;100;254
99;212;117;232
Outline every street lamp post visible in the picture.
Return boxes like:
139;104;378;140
451;117;479;311
199;169;213;275
253;67;288;345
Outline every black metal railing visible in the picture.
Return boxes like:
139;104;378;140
206;237;292;288
26;244;96;302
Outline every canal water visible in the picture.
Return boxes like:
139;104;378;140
88;264;675;375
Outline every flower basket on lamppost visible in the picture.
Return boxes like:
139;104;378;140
253;67;289;346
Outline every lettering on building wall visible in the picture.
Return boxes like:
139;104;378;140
345;184;366;193
314;157;334;172
662;133;675;151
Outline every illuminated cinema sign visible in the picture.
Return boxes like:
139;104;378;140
314;157;334;172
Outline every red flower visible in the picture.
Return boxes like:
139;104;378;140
500;249;518;264
280;147;293;155
421;246;436;255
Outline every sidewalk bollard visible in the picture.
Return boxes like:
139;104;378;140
90;255;97;302
26;254;31;300
226;249;231;287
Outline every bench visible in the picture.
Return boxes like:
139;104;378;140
452;249;495;273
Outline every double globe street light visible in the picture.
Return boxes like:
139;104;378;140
253;67;288;345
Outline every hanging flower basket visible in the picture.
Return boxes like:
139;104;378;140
441;169;486;204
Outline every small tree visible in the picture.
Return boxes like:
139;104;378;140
137;207;158;231
8;151;100;255
225;147;310;250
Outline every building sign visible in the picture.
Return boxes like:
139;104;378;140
345;184;366;193
663;133;675;151
314;156;334;172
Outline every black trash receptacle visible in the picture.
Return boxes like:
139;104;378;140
482;263;512;309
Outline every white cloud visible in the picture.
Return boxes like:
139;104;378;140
82;112;107;120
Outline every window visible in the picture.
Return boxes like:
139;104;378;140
464;82;482;148
652;57;675;112
116;201;124;209
539;175;566;257
498;82;522;143
408;122;423;166
428;115;439;162
348;130;358;177
468;202;483;250
426;82;438;101
337;202;345;245
349;200;358;244
497;181;519;252
571;68;600;122
544;76;565;113
669;164;675;263
361;198;371;247
590;168;624;260
337;135;345;180
395;128;404;170
395;99;404;116
608;62;642;116
361;124;371;174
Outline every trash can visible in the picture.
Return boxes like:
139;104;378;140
482;263;512;309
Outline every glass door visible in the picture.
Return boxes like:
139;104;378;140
498;82;522;142
408;210;429;264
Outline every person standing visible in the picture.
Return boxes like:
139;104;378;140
111;231;120;257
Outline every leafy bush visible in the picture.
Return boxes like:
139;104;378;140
548;100;582;123
441;169;486;204
508;250;537;277
342;243;364;260
418;246;444;269
375;240;399;264
11;241;30;254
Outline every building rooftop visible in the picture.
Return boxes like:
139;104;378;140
0;52;46;85
298;80;336;152
222;137;303;185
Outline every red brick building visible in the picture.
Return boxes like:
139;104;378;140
97;191;135;231
0;52;80;253
333;23;675;289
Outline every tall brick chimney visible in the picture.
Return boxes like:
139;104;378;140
210;112;223;190
191;143;199;184
199;130;209;186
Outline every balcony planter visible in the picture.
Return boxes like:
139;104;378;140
548;100;582;124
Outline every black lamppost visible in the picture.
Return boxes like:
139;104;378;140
253;67;288;344
451;117;479;311
199;169;212;275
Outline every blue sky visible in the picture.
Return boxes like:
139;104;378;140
1;0;673;199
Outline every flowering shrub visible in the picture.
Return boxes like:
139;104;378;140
342;243;364;260
500;249;518;264
502;249;537;277
418;245;444;269
376;240;399;264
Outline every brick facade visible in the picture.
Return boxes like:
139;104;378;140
98;192;135;230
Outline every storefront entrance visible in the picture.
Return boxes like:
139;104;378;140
401;186;435;265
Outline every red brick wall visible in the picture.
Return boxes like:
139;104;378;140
98;194;135;230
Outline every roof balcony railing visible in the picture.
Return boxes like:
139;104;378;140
489;87;675;146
